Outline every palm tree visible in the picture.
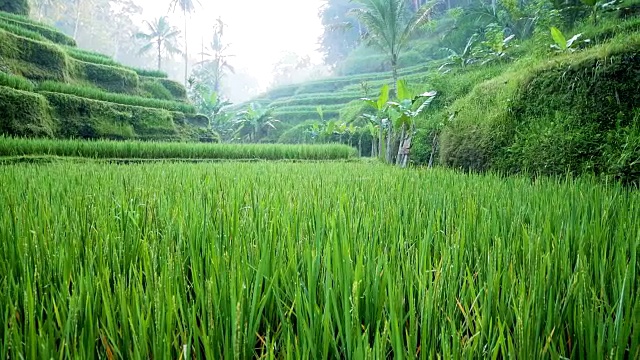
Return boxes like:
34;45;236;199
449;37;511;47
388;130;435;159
197;18;235;93
170;0;199;87
136;17;182;71
234;103;280;143
351;0;437;91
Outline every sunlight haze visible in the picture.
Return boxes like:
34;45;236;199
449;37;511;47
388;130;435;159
137;0;325;90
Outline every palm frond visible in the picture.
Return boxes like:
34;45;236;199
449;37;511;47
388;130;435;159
401;0;439;47
137;42;154;55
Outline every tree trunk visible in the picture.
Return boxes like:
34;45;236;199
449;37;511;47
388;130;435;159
391;56;399;96
428;132;438;168
157;39;162;70
358;137;362;157
386;126;393;163
184;9;188;87
73;0;81;40
396;124;405;166
378;124;384;161
371;137;376;157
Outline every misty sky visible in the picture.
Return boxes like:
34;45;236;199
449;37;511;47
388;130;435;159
136;0;326;88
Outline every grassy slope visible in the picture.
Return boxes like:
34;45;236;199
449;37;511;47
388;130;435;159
436;21;640;185
0;11;203;141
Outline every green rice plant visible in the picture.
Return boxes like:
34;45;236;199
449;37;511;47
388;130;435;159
0;136;358;160
37;81;196;113
63;46;121;67
270;93;362;107
0;11;76;46
0;10;62;33
0;162;637;358
0;17;48;43
0;71;34;91
62;48;169;79
133;68;168;79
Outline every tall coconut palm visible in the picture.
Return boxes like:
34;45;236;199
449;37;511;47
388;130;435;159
135;17;182;71
351;0;437;91
170;0;199;87
197;18;235;93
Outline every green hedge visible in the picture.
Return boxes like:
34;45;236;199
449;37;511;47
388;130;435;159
41;91;179;140
0;85;53;137
0;11;75;46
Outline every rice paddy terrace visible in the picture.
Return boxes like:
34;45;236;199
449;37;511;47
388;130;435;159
0;10;211;142
1;161;638;358
238;63;433;124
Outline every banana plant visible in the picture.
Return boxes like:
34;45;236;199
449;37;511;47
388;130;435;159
387;79;437;167
361;84;390;161
438;34;479;73
580;0;621;25
364;122;379;157
550;27;590;52
477;25;516;65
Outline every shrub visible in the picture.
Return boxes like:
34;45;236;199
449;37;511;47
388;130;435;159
72;60;139;94
41;91;178;140
0;29;69;81
439;33;640;185
0;85;53;137
0;1;29;16
278;120;317;144
157;78;187;100
140;78;174;100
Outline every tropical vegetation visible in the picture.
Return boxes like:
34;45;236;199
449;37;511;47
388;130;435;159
136;16;182;71
0;0;638;358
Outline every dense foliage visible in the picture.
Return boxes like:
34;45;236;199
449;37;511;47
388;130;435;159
0;0;29;15
0;162;637;357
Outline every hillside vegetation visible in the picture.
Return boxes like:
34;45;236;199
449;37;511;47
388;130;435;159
239;3;640;185
0;10;211;142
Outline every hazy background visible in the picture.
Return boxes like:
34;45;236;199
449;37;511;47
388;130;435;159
138;0;325;87
133;0;326;100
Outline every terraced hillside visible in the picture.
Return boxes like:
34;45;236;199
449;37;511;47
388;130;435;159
0;11;211;141
238;63;433;124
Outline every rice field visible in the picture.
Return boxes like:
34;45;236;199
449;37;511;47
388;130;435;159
0;137;358;161
0;161;637;359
